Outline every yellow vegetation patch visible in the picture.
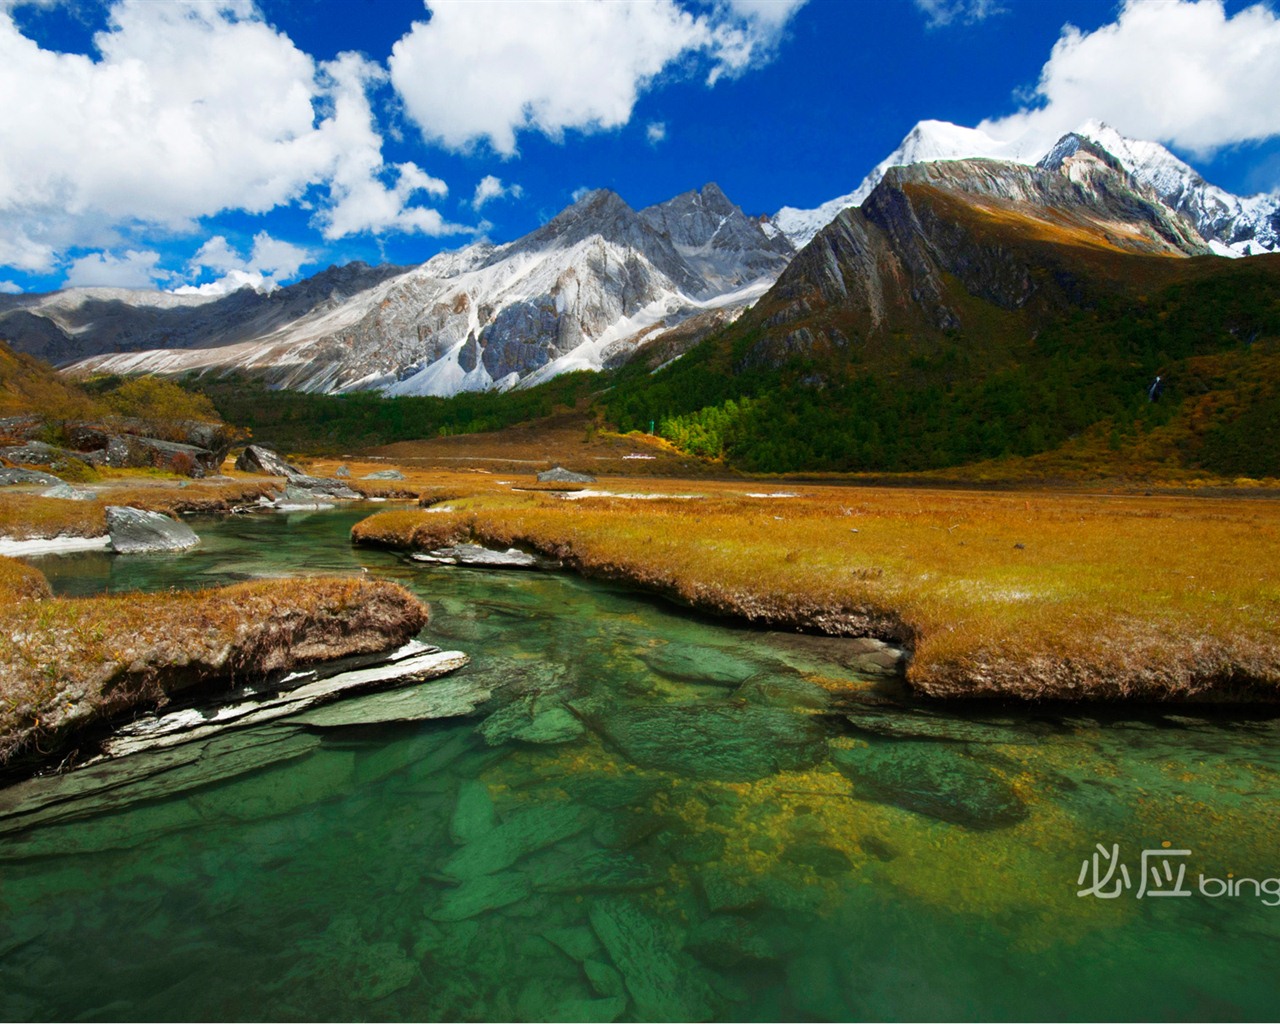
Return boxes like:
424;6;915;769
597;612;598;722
352;477;1280;701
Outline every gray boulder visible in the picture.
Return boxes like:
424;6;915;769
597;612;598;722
362;469;404;480
0;468;63;487
235;444;302;478
334;464;351;478
41;483;97;501
106;506;200;554
536;465;597;484
0;414;43;441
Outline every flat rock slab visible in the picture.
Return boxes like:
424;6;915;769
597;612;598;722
830;741;1028;830
844;707;1035;745
441;801;590;880
597;704;828;782
291;674;493;728
479;695;585;746
430;870;532;921
99;644;470;759
640;643;765;686
362;469;405;480
106;505;200;553
411;544;560;570
589;897;718;1022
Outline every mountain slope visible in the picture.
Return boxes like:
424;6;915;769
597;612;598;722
773;119;1280;256
607;138;1280;475
14;184;792;398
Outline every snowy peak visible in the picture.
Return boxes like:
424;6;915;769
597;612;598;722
777;117;1280;257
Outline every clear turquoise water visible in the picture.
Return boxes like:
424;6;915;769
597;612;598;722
2;507;1279;1022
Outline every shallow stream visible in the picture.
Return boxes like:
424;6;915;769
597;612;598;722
2;507;1279;1021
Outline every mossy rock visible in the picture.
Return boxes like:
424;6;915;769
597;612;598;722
830;742;1028;830
639;643;765;686
596;704;828;782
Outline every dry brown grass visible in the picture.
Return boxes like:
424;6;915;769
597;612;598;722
352;476;1280;702
0;567;428;772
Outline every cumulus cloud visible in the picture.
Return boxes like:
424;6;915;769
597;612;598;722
471;175;523;210
0;280;20;294
175;231;315;295
63;249;168;289
0;0;460;274
647;121;667;145
913;0;1005;29
979;0;1280;158
388;0;807;156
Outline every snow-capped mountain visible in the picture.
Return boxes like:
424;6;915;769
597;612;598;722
772;119;1280;256
37;184;792;396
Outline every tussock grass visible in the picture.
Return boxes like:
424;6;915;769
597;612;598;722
353;478;1280;702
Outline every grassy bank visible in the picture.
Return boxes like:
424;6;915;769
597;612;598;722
352;477;1280;702
0;559;428;773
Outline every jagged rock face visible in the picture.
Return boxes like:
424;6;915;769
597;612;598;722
745;150;1211;368
16;185;788;398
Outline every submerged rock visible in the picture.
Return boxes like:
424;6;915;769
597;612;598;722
844;707;1035;745
479;695;585;745
596;704;828;781
830;741;1027;830
441;801;590;880
640;643;764;686
589;897;718;1021
536;465;597;484
105;506;200;554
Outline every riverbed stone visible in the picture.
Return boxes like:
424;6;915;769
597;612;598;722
451;779;497;844
844;707;1034;745
526;849;665;894
106;505;200;553
736;674;830;709
588;897;718;1022
596;704;828;782
685;915;777;968
830;742;1027;830
289;674;493;728
431;871;532;921
441;801;591;879
479;695;585;746
639;643;764;686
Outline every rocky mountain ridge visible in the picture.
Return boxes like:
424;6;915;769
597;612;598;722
8;184;792;397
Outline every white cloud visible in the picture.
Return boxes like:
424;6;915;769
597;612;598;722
980;0;1280;159
0;280;20;294
913;0;1005;29
314;51;465;240
177;230;315;295
646;121;667;145
0;0;461;274
388;0;806;156
63;249;167;289
471;175;523;210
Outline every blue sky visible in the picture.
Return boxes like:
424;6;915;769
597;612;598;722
2;0;1279;296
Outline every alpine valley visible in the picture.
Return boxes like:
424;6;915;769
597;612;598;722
2;119;1278;410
